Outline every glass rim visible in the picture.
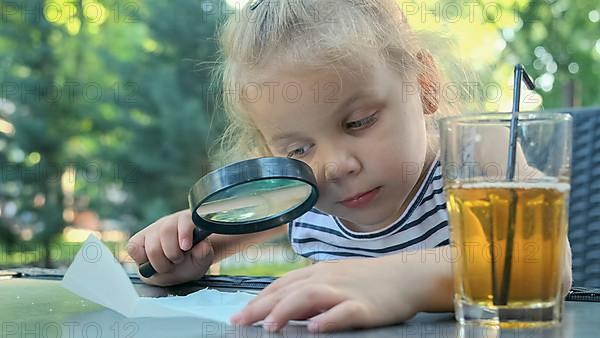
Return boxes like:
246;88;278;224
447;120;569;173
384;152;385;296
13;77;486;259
438;111;572;126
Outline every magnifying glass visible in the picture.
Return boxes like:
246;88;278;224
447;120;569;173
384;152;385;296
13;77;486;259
139;157;318;278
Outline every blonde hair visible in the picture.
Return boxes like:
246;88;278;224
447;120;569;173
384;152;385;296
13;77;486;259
210;0;478;163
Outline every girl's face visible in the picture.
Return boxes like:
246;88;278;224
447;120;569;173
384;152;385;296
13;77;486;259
245;62;430;231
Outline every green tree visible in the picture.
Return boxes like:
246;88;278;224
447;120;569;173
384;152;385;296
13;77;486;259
0;0;226;267
504;0;600;107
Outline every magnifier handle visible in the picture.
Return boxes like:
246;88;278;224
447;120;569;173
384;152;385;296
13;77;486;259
191;226;211;244
138;227;211;278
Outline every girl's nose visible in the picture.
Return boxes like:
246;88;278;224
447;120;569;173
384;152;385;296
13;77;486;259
323;149;362;182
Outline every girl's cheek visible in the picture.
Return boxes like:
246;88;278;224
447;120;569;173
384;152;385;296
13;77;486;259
314;192;332;210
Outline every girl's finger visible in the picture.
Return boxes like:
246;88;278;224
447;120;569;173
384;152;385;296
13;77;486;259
143;241;214;287
160;221;184;264
261;285;344;332
126;232;147;265
144;233;174;274
307;300;371;333
177;210;195;251
232;279;311;325
189;240;214;267
248;266;313;305
231;283;298;325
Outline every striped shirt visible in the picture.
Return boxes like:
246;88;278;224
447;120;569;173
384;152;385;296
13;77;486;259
289;157;448;261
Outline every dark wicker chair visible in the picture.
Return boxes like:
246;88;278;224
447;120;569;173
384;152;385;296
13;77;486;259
568;107;600;287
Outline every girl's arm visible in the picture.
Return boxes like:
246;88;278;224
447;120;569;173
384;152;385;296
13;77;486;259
232;242;572;332
209;225;288;262
231;247;455;332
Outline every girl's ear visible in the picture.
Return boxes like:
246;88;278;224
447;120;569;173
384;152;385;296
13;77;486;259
416;50;439;115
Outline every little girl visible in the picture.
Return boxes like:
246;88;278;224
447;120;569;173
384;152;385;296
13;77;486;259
128;0;573;333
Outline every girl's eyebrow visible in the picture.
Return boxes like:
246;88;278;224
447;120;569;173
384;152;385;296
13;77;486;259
270;132;301;143
331;89;369;116
269;90;372;143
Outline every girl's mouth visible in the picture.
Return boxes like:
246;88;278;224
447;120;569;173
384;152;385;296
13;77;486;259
339;186;382;209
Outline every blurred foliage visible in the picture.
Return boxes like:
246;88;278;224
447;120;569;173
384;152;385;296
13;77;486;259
0;0;598;268
405;0;599;111
0;0;224;266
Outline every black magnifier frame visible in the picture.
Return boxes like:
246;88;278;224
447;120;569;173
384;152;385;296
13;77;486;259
188;156;319;233
139;157;318;278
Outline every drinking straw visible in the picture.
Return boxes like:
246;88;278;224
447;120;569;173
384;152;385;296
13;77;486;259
498;64;536;305
507;64;536;180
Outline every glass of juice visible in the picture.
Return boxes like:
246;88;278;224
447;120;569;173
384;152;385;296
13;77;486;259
439;112;572;327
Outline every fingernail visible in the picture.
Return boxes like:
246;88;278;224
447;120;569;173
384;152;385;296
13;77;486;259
230;312;243;324
262;316;278;332
181;239;191;250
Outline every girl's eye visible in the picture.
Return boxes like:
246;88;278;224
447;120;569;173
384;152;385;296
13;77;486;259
345;111;379;130
286;144;313;158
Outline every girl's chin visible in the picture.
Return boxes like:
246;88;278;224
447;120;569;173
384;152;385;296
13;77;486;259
334;210;398;232
319;199;398;227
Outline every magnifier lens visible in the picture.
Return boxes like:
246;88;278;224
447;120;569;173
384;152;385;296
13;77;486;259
196;178;313;223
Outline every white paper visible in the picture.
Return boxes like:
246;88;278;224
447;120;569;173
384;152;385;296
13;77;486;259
61;234;255;323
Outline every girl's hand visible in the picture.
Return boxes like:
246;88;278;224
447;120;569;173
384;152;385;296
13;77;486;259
230;257;424;333
127;209;215;287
